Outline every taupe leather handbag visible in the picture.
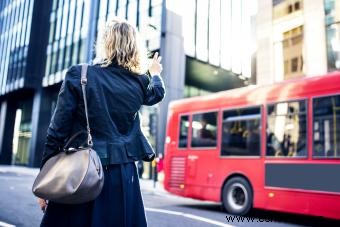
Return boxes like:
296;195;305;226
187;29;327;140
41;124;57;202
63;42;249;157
32;64;104;204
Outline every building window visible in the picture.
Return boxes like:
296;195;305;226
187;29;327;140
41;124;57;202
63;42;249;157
273;0;303;19
117;0;127;18
291;57;298;72
294;1;301;10
184;85;211;98
284;60;289;75
191;111;217;148
183;0;196;57
324;0;340;71
178;115;189;148
282;26;304;79
221;107;261;156
288;4;293;13
267;100;307;157
196;0;209;61
313;94;340;158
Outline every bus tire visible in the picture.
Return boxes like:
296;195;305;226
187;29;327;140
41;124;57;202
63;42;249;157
222;177;253;215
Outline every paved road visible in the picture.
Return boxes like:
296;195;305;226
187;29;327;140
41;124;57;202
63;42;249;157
0;168;339;227
142;190;333;227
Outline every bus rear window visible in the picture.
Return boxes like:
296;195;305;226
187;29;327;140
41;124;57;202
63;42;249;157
191;112;217;148
313;95;340;158
221;107;261;156
178;115;189;148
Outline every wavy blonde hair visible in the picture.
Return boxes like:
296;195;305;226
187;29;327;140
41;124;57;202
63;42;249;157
96;19;146;74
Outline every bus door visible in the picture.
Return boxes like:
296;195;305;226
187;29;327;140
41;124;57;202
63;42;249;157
186;111;219;195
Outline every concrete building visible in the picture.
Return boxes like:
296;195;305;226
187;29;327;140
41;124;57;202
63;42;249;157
257;0;340;85
0;0;256;168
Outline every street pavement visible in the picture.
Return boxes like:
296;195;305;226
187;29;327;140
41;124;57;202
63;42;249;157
1;165;340;227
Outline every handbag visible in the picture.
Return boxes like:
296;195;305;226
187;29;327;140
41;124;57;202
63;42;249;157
32;64;104;204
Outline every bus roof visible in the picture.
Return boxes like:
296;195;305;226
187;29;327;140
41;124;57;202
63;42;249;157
169;71;340;113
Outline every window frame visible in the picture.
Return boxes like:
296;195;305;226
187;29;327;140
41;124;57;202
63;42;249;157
312;92;340;159
177;113;190;150
219;105;263;158
265;98;309;159
189;109;219;150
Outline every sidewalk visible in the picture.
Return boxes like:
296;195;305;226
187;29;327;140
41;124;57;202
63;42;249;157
0;165;39;176
0;165;168;195
139;178;168;195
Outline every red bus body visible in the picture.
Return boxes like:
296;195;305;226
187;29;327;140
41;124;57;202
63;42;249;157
163;72;340;220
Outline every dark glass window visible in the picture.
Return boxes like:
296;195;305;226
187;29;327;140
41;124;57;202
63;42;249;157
178;115;189;148
221;107;261;156
267;100;307;157
72;41;80;65
291;57;298;72
45;52;52;76
288;4;293;13
191;112;217;148
58;47;65;71
294;2;300;10
64;45;72;68
313;95;340;158
79;38;87;63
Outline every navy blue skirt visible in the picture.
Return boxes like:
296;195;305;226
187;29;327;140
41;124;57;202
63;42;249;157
40;163;147;227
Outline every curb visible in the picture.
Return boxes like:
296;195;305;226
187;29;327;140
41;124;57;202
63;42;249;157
0;165;39;177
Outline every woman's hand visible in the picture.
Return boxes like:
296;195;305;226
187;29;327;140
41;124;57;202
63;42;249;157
148;52;163;76
38;198;48;213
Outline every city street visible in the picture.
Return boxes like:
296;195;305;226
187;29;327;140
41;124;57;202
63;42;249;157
1;0;340;226
0;166;339;227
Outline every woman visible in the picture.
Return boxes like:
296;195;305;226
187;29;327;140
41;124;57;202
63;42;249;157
38;19;165;227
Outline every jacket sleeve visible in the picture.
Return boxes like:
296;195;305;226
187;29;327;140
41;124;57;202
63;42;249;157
40;66;80;167
143;75;166;106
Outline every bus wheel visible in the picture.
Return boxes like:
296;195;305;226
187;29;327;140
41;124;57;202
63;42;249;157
222;177;252;215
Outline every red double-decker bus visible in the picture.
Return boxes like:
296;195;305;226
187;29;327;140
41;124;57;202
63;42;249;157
163;72;340;220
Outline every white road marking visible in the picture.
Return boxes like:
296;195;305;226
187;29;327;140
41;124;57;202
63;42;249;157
145;207;234;227
0;221;15;227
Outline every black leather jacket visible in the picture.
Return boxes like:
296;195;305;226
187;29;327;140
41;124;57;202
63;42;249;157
41;63;165;167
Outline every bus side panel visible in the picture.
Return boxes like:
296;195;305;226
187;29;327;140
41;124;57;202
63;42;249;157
263;161;340;220
184;150;221;201
262;189;340;220
184;156;265;205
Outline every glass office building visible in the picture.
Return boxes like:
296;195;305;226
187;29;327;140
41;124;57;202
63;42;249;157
0;0;256;168
0;0;52;166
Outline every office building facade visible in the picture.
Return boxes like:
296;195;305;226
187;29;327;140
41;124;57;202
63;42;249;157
0;0;256;167
257;0;340;84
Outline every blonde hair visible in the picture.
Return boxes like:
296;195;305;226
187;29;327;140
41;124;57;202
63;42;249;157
96;19;146;74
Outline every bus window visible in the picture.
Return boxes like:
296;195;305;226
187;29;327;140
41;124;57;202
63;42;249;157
191;112;217;148
266;100;307;157
178;115;189;148
313;94;340;158
221;107;261;156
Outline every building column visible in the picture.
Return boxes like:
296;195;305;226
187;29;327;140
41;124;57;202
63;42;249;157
157;0;186;154
29;89;53;167
303;0;327;75
256;0;274;85
0;100;17;164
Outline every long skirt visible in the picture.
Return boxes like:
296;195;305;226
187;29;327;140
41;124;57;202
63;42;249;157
40;162;147;227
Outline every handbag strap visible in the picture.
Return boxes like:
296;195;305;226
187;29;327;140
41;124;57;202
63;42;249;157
81;64;93;147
